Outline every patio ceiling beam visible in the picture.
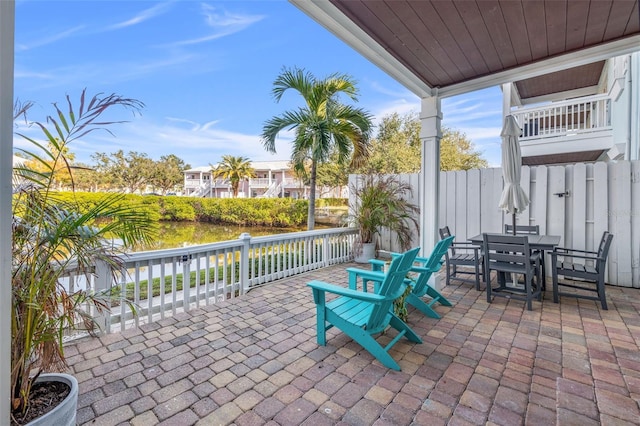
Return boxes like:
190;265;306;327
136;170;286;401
0;2;14;423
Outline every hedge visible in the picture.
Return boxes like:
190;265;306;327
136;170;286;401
51;192;321;227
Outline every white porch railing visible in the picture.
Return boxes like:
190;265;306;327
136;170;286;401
512;94;611;140
62;227;357;335
250;178;271;187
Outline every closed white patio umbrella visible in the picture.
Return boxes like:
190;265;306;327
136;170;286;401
499;115;529;233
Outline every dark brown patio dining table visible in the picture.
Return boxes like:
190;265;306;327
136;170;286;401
468;233;561;289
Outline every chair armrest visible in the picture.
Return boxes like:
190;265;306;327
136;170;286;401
307;280;385;302
553;247;598;255
346;267;385;291
346;267;385;281
450;243;481;255
451;242;478;248
551;251;602;262
368;259;387;271
410;265;439;274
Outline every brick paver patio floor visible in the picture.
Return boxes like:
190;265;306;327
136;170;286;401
66;263;640;425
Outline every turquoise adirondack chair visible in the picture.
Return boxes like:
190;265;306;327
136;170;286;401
346;236;455;319
307;247;421;371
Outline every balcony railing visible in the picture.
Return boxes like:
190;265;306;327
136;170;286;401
249;178;271;187
61;228;357;335
512;94;611;141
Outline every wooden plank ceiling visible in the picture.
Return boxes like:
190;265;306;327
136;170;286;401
327;0;639;95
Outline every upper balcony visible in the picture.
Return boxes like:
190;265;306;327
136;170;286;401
249;178;272;188
512;94;614;165
184;178;229;189
281;177;305;188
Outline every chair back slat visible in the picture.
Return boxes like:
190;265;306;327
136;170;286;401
505;224;540;235
596;232;614;270
366;247;419;330
482;234;533;274
438;226;455;255
411;236;454;295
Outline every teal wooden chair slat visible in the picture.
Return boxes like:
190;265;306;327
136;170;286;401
346;236;455;319
308;247;421;370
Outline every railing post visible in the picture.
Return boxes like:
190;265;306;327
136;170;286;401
239;233;251;293
322;233;330;267
182;254;191;311
94;259;112;334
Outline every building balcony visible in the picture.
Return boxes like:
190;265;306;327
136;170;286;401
512;94;615;165
249;178;272;188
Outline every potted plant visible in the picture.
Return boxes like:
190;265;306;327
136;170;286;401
10;91;154;425
350;173;419;263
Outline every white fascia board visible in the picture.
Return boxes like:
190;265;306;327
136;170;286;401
289;0;434;98
439;36;640;97
520;86;600;105
520;131;614;157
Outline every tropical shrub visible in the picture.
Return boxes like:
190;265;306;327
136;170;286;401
11;90;154;422
350;173;420;250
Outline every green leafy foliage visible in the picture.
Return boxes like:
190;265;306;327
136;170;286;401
261;67;373;230
350;174;420;250
50;192;308;227
211;155;256;197
11;90;155;419
358;112;488;173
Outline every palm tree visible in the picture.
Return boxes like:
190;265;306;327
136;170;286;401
12;90;155;419
261;67;373;230
211;155;256;197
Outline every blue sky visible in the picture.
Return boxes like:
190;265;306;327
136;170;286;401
14;0;504;168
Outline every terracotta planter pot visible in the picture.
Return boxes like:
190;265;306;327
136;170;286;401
27;373;78;426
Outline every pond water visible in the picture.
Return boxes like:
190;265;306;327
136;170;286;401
137;221;332;251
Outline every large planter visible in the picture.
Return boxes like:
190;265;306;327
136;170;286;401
27;373;78;426
354;242;376;263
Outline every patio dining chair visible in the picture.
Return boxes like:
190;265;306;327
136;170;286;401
551;232;614;310
307;247;421;371
439;226;483;290
505;224;545;283
346;235;456;319
482;233;542;311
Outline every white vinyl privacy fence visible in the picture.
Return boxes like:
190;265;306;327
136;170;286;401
353;161;640;288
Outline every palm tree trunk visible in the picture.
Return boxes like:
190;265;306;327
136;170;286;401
308;160;317;231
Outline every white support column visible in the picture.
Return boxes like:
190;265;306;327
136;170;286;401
419;95;442;256
502;83;512;118
0;2;14;423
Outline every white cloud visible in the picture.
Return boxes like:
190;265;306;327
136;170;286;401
456;126;502;140
107;2;173;30
54;117;292;168
161;5;264;47
15;52;201;90
16;25;85;52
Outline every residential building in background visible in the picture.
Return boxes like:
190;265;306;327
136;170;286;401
184;160;346;199
506;52;639;166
